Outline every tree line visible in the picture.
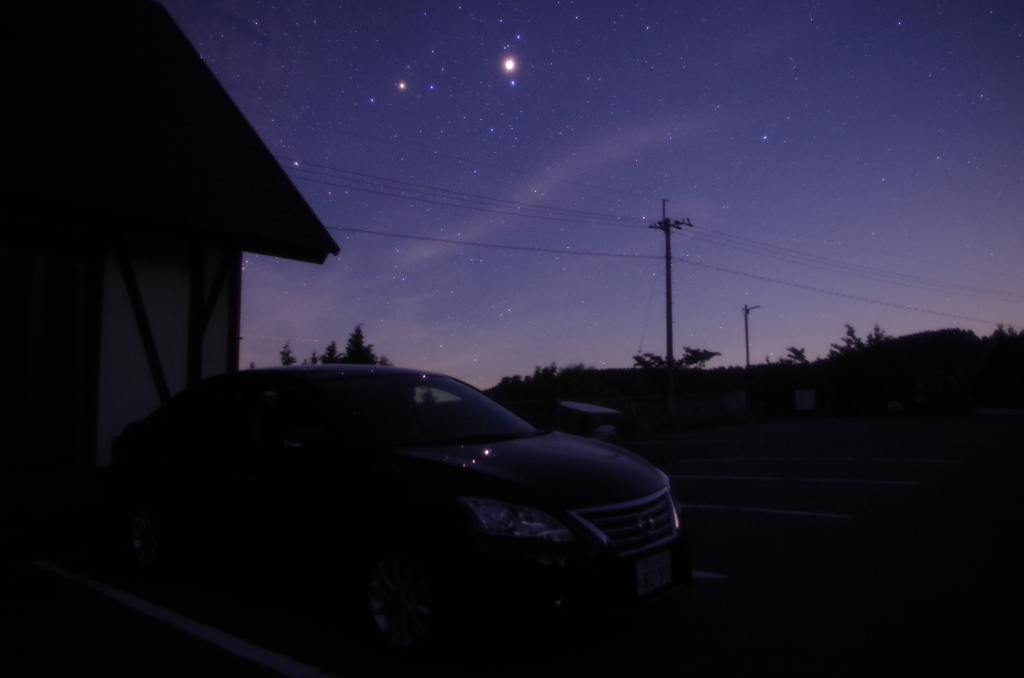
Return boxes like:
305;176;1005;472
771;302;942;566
487;324;1023;414
278;324;391;366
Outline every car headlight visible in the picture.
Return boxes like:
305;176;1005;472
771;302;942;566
459;498;575;542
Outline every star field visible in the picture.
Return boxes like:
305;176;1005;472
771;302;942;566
163;0;1023;387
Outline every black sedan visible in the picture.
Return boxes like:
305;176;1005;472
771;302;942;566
112;365;691;651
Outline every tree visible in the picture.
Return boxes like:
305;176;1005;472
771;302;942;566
829;324;891;359
779;346;809;365
681;346;721;369
321;341;341;364
633;347;720;370
989;324;1019;340
280;326;392;367
339;324;393;365
632;352;672;370
828;324;864;358
342;324;377;364
279;341;297;366
866;324;891;347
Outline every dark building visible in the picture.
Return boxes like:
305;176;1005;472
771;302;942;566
3;0;338;479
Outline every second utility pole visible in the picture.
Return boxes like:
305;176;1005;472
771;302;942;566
743;304;761;368
650;199;693;412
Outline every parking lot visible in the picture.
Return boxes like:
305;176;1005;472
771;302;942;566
5;414;1021;676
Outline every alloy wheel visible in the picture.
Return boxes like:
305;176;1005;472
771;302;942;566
130;505;160;567
368;554;433;648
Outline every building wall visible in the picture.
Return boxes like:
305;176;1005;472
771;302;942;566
0;247;97;474
95;234;237;466
198;247;241;382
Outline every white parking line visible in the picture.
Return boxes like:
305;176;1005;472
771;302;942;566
628;439;764;446
670;475;921;486
679;504;853;521
669;457;959;465
32;560;336;678
691;570;729;581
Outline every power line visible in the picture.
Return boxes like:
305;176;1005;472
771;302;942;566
672;255;1009;326
284;158;1022;304
686;226;1024;303
276;128;647;198
330;226;1012;326
291;173;633;226
707;212;1010;280
279;157;644;224
331;227;652;260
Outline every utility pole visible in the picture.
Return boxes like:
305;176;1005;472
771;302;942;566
650;199;693;410
743;304;761;368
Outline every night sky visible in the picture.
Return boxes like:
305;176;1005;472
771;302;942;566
161;0;1023;389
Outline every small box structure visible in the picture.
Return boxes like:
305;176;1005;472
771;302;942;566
559;402;624;439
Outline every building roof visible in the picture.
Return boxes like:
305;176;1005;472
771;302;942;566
559;402;623;416
8;1;338;264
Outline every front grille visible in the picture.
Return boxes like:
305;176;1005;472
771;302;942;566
571;489;677;556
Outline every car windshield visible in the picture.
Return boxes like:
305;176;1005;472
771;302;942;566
320;374;539;447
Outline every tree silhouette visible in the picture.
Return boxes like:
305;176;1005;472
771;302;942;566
828;324;865;358
280;326;391;367
632;353;672;370
681;346;721;369
279;341;297;366
779;346;809;365
630;350;720;372
866;324;891;347
321;341;341;364
634;347;720;370
343;324;378;364
828;324;891;358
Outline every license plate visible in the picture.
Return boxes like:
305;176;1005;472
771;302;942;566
636;550;672;596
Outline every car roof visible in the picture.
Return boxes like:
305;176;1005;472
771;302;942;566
242;364;447;382
153;365;456;420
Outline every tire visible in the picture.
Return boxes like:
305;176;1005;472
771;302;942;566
366;552;443;651
129;504;162;569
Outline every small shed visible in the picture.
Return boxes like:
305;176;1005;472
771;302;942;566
3;0;339;477
559;402;623;439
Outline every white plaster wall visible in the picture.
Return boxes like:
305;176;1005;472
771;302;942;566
202;248;233;377
95;237;190;466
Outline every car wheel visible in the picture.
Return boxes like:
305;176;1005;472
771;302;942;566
129;504;161;568
367;552;438;650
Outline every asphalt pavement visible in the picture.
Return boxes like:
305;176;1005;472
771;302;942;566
4;413;1021;677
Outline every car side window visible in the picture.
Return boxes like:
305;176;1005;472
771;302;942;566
413;385;468;434
160;380;259;475
255;387;324;449
164;381;256;448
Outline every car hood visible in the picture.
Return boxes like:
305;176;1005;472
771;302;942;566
393;432;667;509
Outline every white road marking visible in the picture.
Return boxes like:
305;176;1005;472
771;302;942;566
627;439;764;446
32;560;336;678
670;475;920;486
691;570;729;581
667;457;958;465
679;504;853;521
